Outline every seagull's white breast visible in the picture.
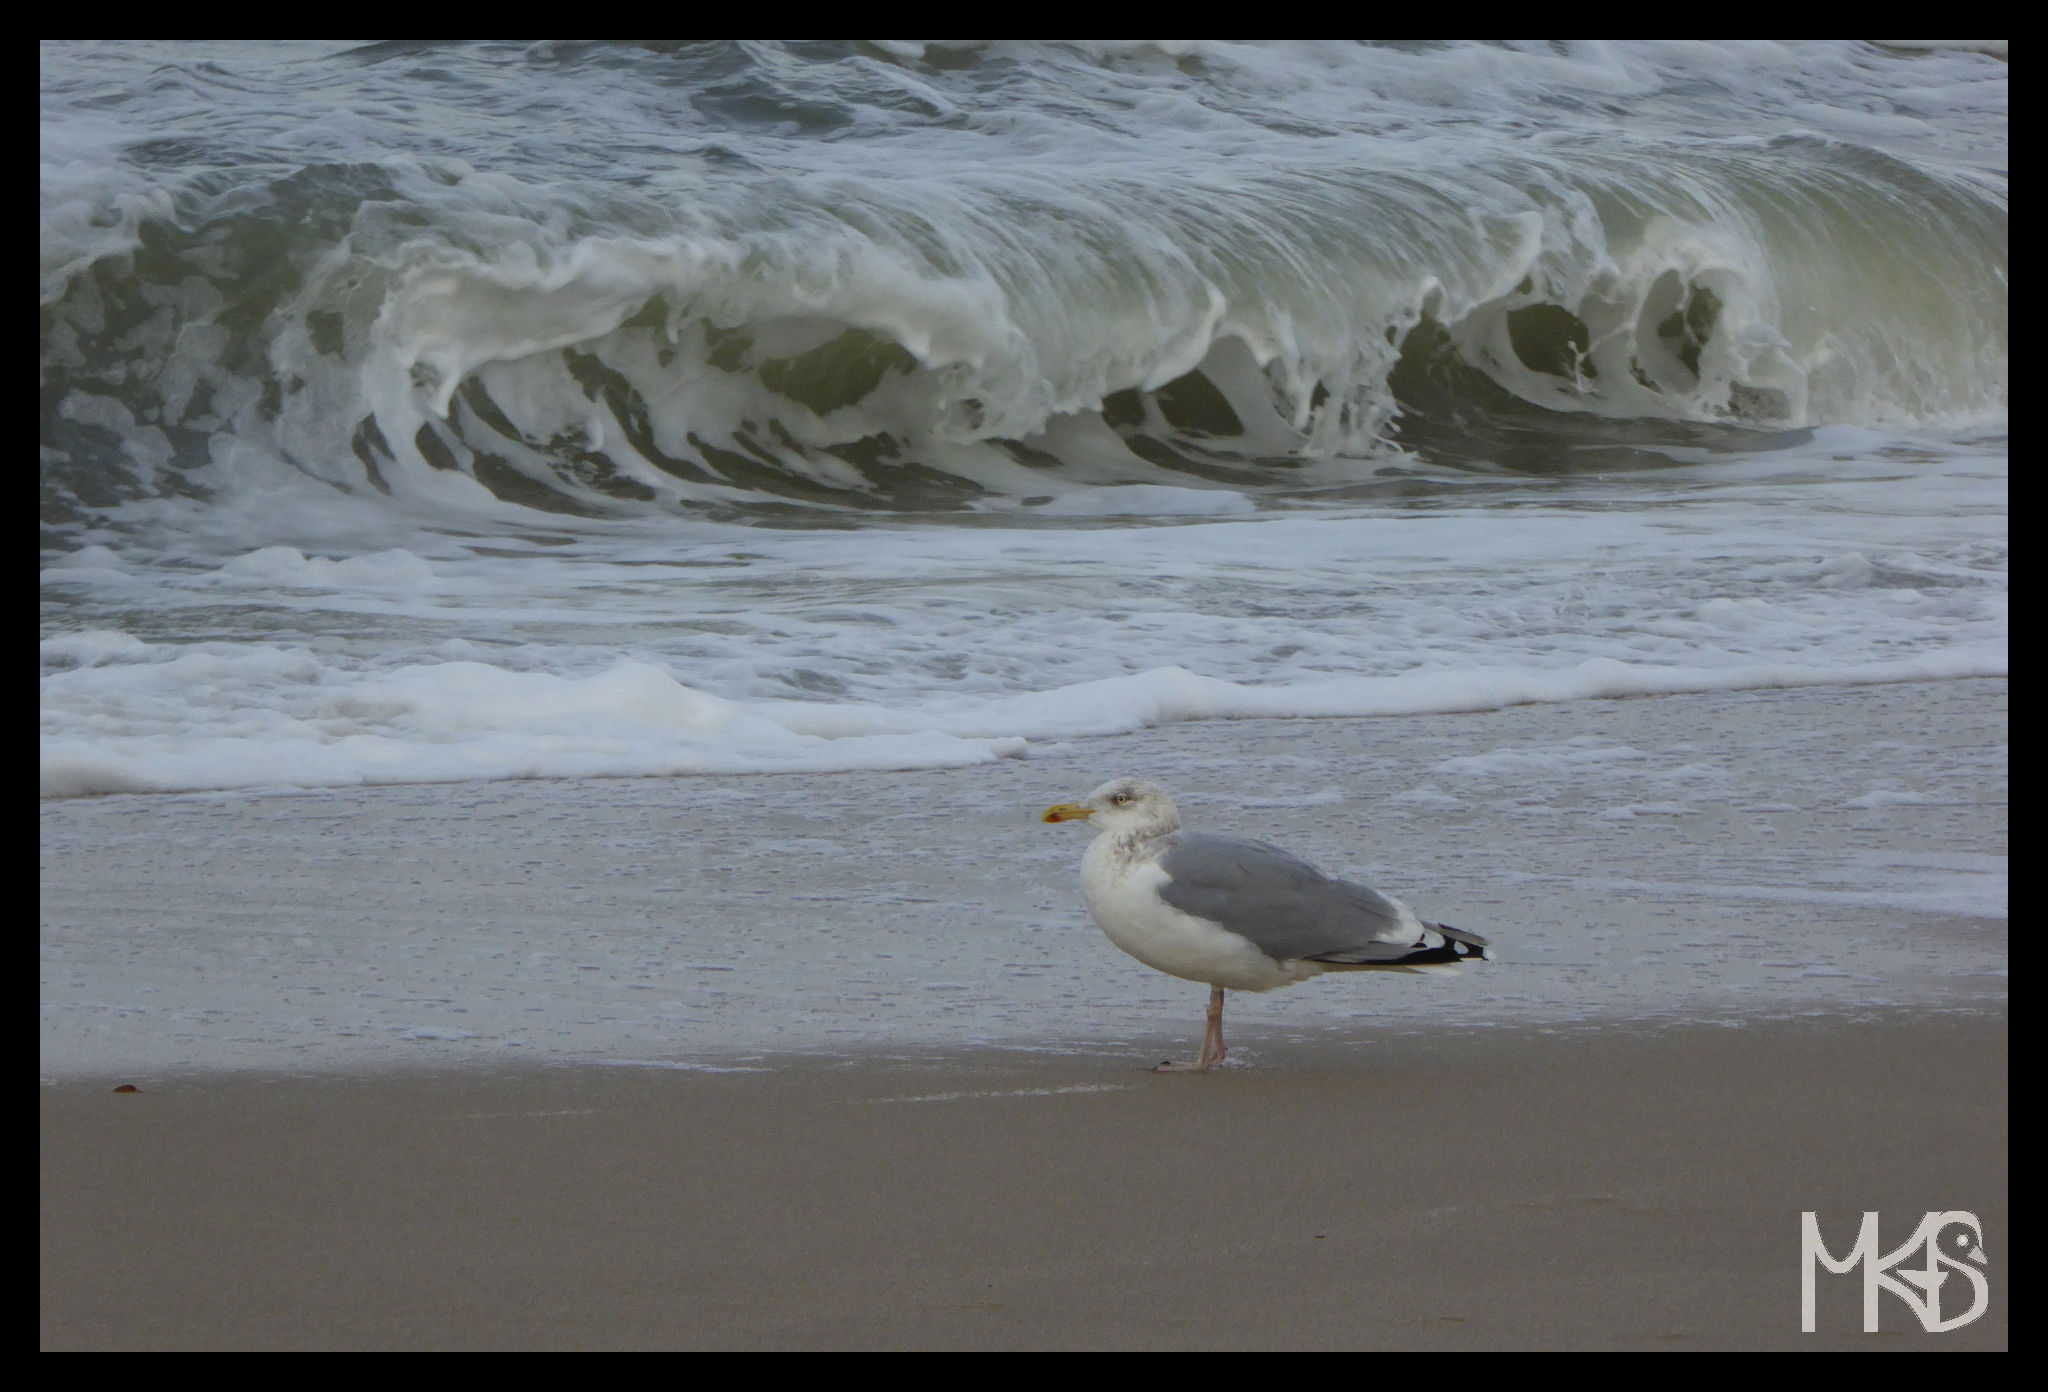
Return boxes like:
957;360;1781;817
1080;834;1317;993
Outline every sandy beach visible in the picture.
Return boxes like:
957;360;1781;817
41;679;2007;1348
42;1012;2006;1350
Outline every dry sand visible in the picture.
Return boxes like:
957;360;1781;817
43;1011;2004;1350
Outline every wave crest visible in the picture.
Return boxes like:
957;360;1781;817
42;101;2006;523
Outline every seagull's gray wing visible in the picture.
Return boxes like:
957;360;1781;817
1152;831;1434;964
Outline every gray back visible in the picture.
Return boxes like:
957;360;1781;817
1153;831;1417;961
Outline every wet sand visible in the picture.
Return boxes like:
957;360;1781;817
42;1011;2005;1350
40;679;2010;1075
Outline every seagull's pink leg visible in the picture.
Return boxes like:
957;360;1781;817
1200;984;1227;1067
1153;985;1228;1072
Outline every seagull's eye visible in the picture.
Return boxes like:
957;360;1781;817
1112;793;1130;805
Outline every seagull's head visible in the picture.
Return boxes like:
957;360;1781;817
1042;777;1183;838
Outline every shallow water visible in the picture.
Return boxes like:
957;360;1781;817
39;682;2008;1074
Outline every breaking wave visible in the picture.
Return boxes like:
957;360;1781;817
42;41;2008;529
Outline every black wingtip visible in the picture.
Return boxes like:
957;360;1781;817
1435;922;1491;959
1388;944;1470;966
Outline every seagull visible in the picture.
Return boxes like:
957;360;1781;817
1042;776;1488;1071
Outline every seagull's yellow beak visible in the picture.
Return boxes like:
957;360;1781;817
1041;802;1094;824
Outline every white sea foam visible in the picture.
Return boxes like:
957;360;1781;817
38;642;2003;798
217;546;438;588
42;418;2005;798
